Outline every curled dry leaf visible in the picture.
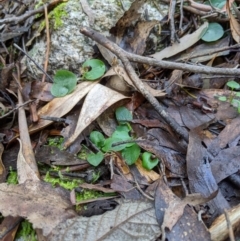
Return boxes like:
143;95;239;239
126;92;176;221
64;83;129;148
0;143;6;183
17;139;40;184
226;0;240;43
0;180;77;236
112;65;166;97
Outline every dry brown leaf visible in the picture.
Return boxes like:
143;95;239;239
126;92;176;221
226;0;240;43
17;139;40;184
29;81;97;134
162;191;218;230
112;65;166;97
64;83;129;148
0;180;77;236
0;216;21;241
151;22;208;60
0;143;6;183
126;20;158;55
114;0;147;44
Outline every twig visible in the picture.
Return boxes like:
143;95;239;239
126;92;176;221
179;43;240;61
0;0;66;25
0;99;34;119
42;5;51;82
14;43;54;82
169;0;177;43
179;0;184;33
224;209;236;241
125;51;240;76
80;27;189;143
133;176;154;201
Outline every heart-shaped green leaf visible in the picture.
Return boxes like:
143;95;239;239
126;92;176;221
82;59;106;81
121;144;141;165
51;69;77;97
51;84;69;97
90;131;105;148
87;151;104;166
142;152;159;170
227;80;240;90
115;107;133;122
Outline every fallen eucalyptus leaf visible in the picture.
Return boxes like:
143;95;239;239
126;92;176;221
151;22;208;60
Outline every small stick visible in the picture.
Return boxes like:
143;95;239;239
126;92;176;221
169;0;177;43
14;43;53;82
42;5;51;82
0;99;34;119
0;0;66;25
224;209;236;241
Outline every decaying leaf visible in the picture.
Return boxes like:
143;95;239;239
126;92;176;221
17;139;40;184
124;20;159;55
0;143;6;183
226;0;240;43
114;0;148;45
187;126;230;216
155;178;211;240
151;22;208;60
112;65;166;97
162;191;218;230
48;200;161;241
64;83;129;148
0;180;77;236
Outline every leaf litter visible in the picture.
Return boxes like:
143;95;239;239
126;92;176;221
0;0;240;240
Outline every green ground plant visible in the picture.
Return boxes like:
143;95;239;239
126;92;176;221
87;107;159;170
217;80;240;113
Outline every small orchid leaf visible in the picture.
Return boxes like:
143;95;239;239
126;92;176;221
51;69;77;97
51;84;69;97
82;59;106;81
201;22;224;42
227;80;240;90
121;144;141;165
90;131;105;148
142;152;159;170
87;151;104;166
218;96;227;101
115;107;133;122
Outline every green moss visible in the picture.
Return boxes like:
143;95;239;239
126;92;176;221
47;136;64;150
49;3;68;30
7;167;18;185
44;172;82;190
76;189;106;202
16;220;37;241
37;2;68;32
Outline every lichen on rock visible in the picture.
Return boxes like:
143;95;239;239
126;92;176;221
25;0;165;78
